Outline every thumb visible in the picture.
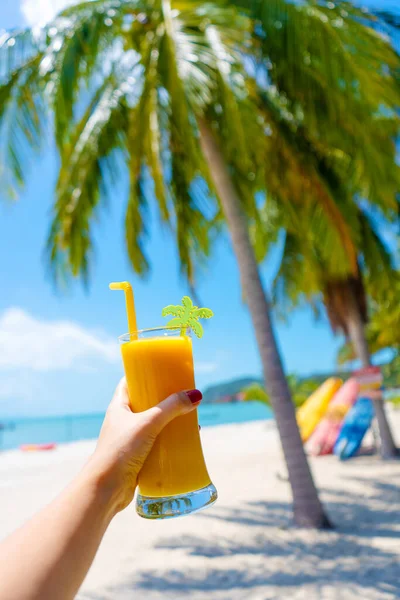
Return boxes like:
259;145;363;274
143;389;203;433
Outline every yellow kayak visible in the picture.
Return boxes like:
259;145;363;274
297;378;343;442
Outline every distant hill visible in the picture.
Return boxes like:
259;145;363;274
202;359;399;405
298;371;350;385
202;371;351;405
202;377;262;404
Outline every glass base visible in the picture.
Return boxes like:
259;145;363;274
136;483;218;520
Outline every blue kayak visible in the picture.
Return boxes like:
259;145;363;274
334;397;374;460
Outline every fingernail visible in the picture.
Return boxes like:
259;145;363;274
186;389;203;405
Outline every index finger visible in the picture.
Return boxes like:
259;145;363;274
110;377;132;411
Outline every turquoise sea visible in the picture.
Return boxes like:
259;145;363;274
0;402;273;451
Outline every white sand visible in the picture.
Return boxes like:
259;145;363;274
0;412;400;600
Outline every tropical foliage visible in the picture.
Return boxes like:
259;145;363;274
249;3;400;457
338;279;400;363
263;202;400;458
1;1;398;284
243;377;321;409
0;0;257;284
270;212;399;330
337;277;400;392
383;355;400;390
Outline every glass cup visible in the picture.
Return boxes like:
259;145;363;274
119;327;217;519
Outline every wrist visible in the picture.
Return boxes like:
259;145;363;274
81;456;132;520
83;451;137;517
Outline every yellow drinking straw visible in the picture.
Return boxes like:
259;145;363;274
109;282;138;338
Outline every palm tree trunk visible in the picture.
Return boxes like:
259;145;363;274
346;290;398;459
199;120;331;529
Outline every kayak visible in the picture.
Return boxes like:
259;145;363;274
305;378;360;456
353;366;383;392
334;397;374;460
297;378;343;442
20;443;57;452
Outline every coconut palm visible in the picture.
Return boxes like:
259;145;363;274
1;0;398;525
195;1;400;525
249;1;400;458
267;203;400;458
0;0;330;529
245;0;400;270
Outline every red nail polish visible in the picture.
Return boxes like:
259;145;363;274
186;389;203;404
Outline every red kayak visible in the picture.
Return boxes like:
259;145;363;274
20;443;57;452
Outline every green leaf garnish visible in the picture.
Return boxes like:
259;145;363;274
162;296;214;338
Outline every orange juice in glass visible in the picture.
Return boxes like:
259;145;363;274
120;327;217;519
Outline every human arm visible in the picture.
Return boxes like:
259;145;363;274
0;379;202;600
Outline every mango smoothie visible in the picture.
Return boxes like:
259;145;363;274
121;330;212;498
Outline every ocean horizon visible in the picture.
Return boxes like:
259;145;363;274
0;402;274;451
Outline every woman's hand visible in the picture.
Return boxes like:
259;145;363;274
86;378;203;515
0;380;203;600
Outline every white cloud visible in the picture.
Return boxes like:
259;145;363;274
196;361;218;374
21;0;78;27
0;308;119;371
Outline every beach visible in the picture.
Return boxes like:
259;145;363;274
0;413;399;600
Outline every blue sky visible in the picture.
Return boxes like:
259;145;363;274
0;0;396;417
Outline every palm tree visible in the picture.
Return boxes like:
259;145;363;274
248;1;400;458
195;2;400;525
0;0;333;529
268;203;400;458
197;121;334;528
1;0;397;524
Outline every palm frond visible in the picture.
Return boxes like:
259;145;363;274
250;196;282;263
0;55;47;194
59;0;130;18
359;209;396;288
48;5;125;147
324;271;368;335
1;0;399;297
125;174;150;276
0;27;47;74
47;78;128;282
258;90;361;274
272;232;322;318
145;88;169;220
123;39;158;277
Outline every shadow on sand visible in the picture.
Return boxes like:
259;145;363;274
82;473;400;599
